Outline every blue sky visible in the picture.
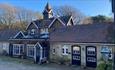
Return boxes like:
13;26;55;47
0;0;112;17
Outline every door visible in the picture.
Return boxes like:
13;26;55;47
72;45;81;65
36;46;41;63
86;46;97;67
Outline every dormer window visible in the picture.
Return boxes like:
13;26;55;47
31;29;35;35
40;28;48;34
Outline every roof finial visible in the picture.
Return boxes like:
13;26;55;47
45;2;51;11
43;2;53;19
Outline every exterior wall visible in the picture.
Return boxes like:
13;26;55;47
50;43;71;63
0;42;9;55
50;42;114;66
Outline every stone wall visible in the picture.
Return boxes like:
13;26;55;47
50;42;114;66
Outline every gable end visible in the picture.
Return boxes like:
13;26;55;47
13;31;25;39
48;17;65;28
26;22;38;30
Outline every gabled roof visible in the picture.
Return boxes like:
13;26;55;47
50;23;115;43
14;31;25;39
0;29;19;41
26;22;39;30
31;16;72;28
48;17;66;28
59;15;72;25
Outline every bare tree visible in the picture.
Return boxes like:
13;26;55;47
0;3;42;30
15;7;42;30
0;3;16;29
53;5;85;24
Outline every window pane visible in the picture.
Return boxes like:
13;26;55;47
27;45;34;57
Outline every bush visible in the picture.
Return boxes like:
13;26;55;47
97;60;112;70
107;62;112;70
58;55;70;65
96;61;106;70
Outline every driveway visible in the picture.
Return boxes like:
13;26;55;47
0;56;95;70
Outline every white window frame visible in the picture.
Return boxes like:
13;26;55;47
13;44;24;55
62;45;68;55
31;29;36;35
73;46;80;54
27;44;35;58
87;57;96;62
52;48;56;54
87;47;96;56
40;28;48;34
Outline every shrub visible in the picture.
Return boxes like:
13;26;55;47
96;61;106;70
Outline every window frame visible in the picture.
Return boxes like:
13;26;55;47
13;44;24;55
27;44;35;58
31;29;36;35
62;45;68;55
52;48;56;54
40;28;48;34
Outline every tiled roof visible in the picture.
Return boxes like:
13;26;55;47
0;29;19;41
33;16;72;28
50;23;115;43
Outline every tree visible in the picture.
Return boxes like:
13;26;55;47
0;3;16;29
90;15;113;23
0;3;42;30
15;7;42;30
53;5;85;25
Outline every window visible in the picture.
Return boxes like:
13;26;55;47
62;45;68;55
40;28;48;34
27;45;35;58
87;47;96;56
52;48;56;54
73;56;80;60
31;29;35;35
73;46;80;54
87;57;96;62
13;44;24;55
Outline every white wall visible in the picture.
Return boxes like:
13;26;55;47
0;42;9;55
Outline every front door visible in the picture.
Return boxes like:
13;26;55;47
72;45;81;65
36;46;41;63
86;46;97;67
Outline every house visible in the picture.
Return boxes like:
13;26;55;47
50;23;115;67
9;3;74;63
8;3;115;68
0;29;19;55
